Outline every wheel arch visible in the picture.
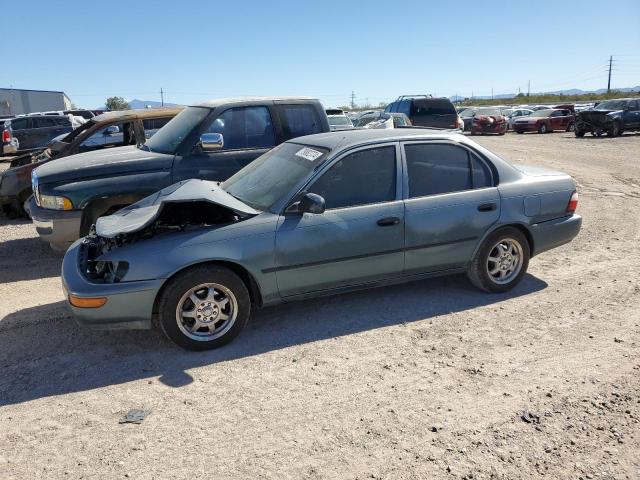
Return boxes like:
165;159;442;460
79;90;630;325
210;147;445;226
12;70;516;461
152;260;264;317
473;222;535;261
79;193;145;236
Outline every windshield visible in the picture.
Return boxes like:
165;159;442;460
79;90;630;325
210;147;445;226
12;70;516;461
143;106;209;154
477;108;502;116
594;100;628;111
222;142;330;211
531;109;554;117
328;116;352;126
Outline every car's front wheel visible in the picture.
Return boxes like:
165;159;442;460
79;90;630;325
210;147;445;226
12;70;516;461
467;227;530;293
157;265;251;350
538;123;548;134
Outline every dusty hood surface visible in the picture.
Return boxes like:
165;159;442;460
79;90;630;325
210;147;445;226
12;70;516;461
95;179;260;238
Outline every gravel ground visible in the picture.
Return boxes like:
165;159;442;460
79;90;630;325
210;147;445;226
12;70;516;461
0;132;639;479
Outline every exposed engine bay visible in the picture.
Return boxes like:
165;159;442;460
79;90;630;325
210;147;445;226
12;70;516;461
80;179;260;283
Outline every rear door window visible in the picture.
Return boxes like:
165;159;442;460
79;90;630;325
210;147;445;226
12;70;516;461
278;104;323;140
405;143;493;198
207;106;276;150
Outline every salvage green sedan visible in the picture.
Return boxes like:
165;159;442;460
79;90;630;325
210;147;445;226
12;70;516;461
62;129;581;350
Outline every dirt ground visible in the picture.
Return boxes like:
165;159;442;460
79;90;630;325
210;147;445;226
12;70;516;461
0;132;638;480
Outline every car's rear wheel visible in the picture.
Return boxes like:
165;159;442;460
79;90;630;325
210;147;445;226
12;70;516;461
467;227;530;293
538;123;547;134
575;129;585;138
566;122;575;132
516;130;524;134
157;265;250;350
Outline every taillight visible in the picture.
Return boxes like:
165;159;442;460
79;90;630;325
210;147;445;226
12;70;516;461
454;117;460;128
2;129;9;143
567;191;578;213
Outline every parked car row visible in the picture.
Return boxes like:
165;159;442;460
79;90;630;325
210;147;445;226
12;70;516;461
455;98;640;137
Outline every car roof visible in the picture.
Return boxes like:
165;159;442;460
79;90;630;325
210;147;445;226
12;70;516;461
92;107;184;123
194;96;318;108
292;128;461;150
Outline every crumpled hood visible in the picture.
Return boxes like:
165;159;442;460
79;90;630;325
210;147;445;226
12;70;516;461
34;146;174;185
95;179;260;238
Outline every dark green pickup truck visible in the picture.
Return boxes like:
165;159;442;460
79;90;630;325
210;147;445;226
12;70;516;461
28;97;330;250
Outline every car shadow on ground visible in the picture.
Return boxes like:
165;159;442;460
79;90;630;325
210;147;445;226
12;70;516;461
0;273;547;407
0;236;62;282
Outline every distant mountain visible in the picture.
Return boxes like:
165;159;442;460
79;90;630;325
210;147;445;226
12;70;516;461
450;85;640;102
127;99;179;109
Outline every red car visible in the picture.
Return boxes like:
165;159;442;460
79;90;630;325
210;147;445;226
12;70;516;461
512;109;575;134
468;108;507;135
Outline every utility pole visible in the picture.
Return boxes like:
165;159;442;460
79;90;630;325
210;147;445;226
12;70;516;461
491;88;494;100
350;91;356;110
527;80;530;97
160;88;164;107
607;55;613;93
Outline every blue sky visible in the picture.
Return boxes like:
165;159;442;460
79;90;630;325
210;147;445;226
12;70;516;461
3;0;639;108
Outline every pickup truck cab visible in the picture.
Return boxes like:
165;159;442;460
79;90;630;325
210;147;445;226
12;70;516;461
28;97;329;250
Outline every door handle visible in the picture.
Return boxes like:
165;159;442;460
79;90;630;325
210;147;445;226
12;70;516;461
377;217;400;226
477;202;497;212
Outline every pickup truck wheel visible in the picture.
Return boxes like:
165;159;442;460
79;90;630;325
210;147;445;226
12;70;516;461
516;130;524;134
157;265;250;350
467;227;530;293
538;123;547;134
608;122;621;137
575;129;585;138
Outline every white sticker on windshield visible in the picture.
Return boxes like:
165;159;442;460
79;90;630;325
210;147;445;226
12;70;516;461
295;147;323;161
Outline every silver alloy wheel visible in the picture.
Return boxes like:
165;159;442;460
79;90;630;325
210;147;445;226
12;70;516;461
486;238;524;285
176;283;238;341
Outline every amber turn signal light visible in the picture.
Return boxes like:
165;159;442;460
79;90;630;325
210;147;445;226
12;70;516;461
68;295;107;308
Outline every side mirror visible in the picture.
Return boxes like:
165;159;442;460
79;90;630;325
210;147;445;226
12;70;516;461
104;125;120;135
199;133;224;152
287;192;326;215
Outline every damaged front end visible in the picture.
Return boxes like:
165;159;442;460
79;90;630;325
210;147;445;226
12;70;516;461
79;179;260;283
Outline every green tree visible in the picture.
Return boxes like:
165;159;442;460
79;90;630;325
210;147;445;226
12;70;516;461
105;96;130;111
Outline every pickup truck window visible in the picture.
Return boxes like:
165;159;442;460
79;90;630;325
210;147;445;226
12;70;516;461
143;106;210;155
206;106;275;150
279;105;323;140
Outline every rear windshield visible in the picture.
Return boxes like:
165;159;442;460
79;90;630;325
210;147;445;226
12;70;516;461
328;116;352;126
412;99;456;116
458;108;476;117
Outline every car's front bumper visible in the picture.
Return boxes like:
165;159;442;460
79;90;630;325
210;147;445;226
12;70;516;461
530;214;582;256
62;240;163;330
26;196;83;251
513;123;539;132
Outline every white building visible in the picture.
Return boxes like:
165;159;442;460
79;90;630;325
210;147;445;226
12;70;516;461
0;88;73;116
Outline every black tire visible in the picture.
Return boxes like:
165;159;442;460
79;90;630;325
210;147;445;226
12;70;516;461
608;122;621;137
516;130;524;134
467;227;530;293
157;265;251;350
538;123;548;134
575;129;585;138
